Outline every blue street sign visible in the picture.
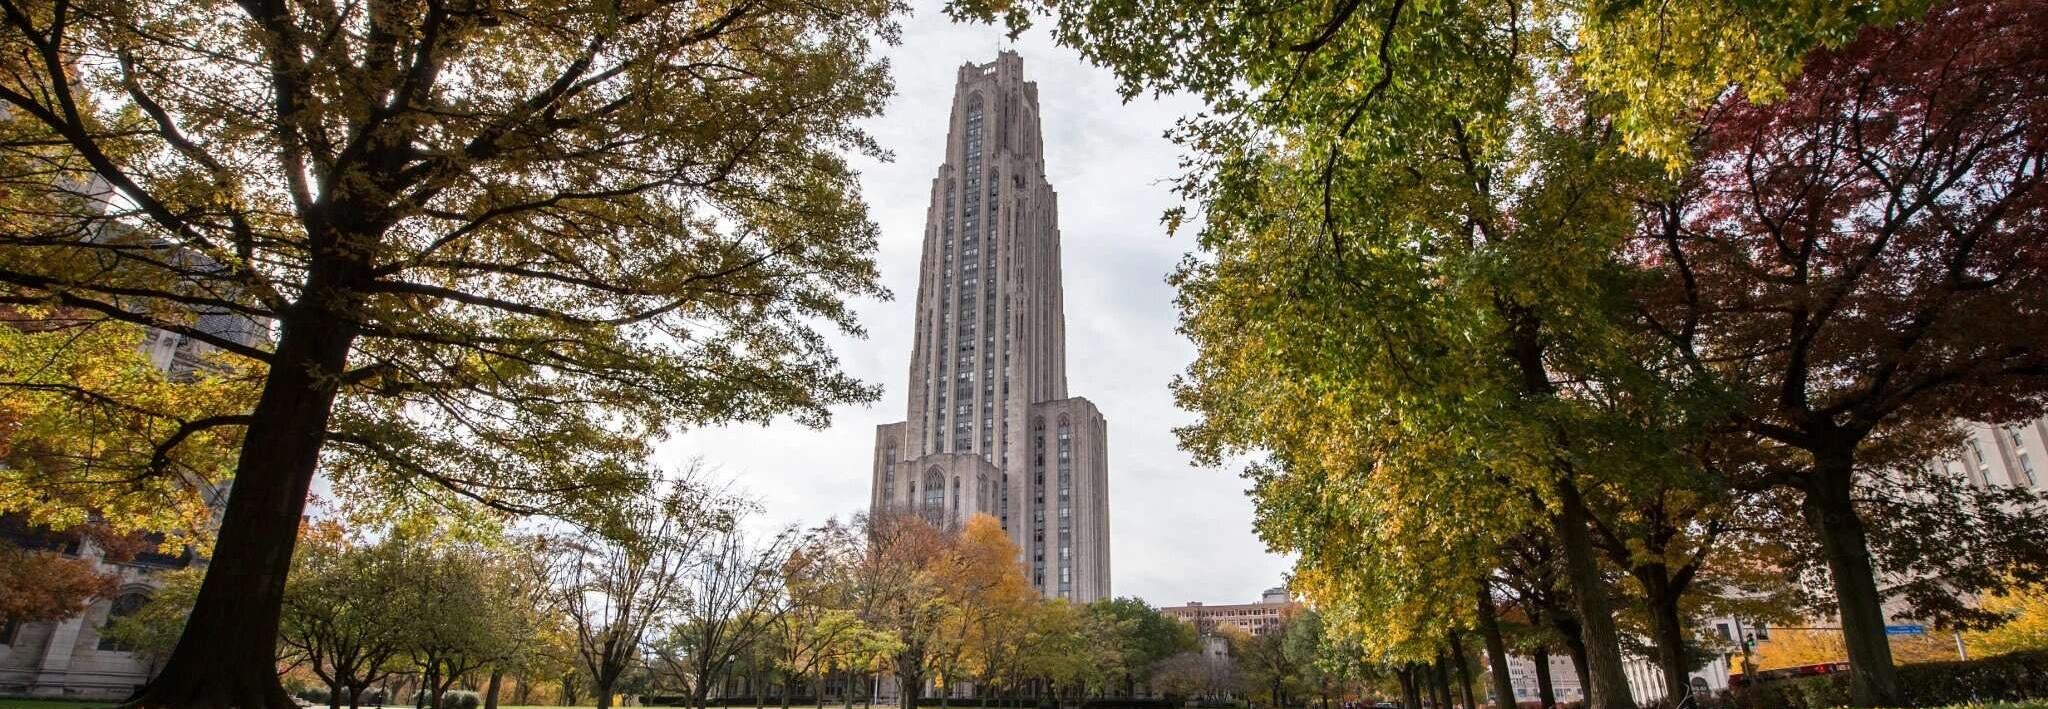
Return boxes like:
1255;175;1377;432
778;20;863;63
1885;624;1926;636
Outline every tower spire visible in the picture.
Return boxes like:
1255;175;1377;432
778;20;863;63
869;52;1110;604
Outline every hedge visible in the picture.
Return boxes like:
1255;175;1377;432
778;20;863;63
1726;650;2048;708
637;697;1180;709
293;687;388;706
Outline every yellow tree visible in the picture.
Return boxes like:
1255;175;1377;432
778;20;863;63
856;513;954;709
1966;584;2048;657
0;314;258;542
930;515;1034;705
0;1;904;706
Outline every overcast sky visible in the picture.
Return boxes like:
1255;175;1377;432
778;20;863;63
656;1;1293;609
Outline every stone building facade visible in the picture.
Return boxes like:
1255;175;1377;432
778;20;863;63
1161;587;1300;637
1937;418;2048;491
0;523;189;699
870;51;1111;602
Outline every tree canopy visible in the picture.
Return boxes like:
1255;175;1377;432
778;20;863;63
0;0;906;704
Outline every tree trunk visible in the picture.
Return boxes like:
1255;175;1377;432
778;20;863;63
486;670;505;709
1477;590;1518;709
348;682;368;709
844;669;856;709
596;678;616;709
899;667;924;709
1802;456;1900;707
1448;633;1476;709
1636;567;1691;707
785;676;797;709
126;303;360;709
1430;659;1453;709
1531;647;1555;709
1545;613;1588;694
1550;479;1636;709
329;679;346;709
516;675;533;706
431;664;449;709
1397;665;1421;709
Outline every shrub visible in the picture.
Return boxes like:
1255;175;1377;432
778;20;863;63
440;690;481;709
1724;649;2048;708
299;688;332;704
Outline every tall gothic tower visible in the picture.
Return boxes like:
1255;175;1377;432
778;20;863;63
871;51;1110;602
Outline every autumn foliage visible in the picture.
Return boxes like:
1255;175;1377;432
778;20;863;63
0;544;115;625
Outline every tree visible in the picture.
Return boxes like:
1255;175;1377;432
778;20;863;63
928;515;1035;706
661;518;798;709
1965;582;2048;657
937;1;1967;707
279;524;415;709
853;512;952;709
407;540;524;709
1629;1;2048;701
949;2;1671;703
1017;599;1124;701
485;533;579;709
1281;609;1336;709
1085;597;1199;697
558;482;728;709
1150;650;1243;703
772;520;895;709
101;566;203;670
1226;624;1298;708
0;0;901;703
0;317;258;543
0;538;116;626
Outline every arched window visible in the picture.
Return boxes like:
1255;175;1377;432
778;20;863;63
923;468;945;523
97;591;150;651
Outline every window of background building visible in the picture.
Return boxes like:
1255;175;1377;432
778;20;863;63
923;471;945;522
97;592;149;651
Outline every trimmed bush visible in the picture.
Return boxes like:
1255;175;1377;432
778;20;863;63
1723;649;2048;708
440;690;481;709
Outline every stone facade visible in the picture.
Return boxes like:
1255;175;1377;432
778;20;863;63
1937;417;2048;492
0;525;186;699
870;51;1111;602
1160;588;1300;637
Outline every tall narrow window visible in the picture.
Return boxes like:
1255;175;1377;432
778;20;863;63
97;592;149;651
923;469;945;524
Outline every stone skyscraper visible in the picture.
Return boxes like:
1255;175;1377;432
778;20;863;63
870;51;1110;602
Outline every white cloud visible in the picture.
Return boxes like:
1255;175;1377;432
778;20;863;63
656;0;1293;609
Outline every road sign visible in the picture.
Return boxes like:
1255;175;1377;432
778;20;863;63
1885;624;1926;636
